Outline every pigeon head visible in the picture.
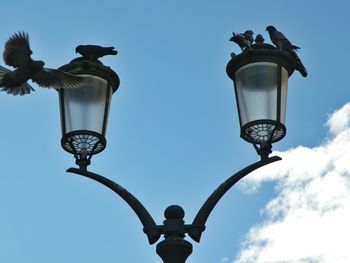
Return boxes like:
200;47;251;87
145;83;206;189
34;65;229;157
266;25;276;33
244;30;254;35
36;60;45;67
75;45;83;54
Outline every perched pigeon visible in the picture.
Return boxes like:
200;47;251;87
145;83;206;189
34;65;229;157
265;26;300;51
0;32;87;95
75;45;118;61
266;25;307;77
255;34;265;44
243;30;254;44
230;30;254;51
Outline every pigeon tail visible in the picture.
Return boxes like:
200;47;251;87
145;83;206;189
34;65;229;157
0;83;35;95
287;51;308;78
295;59;308;77
0;65;35;95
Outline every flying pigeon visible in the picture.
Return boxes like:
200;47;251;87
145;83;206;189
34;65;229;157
0;32;87;95
230;30;254;51
266;25;308;77
75;45;118;61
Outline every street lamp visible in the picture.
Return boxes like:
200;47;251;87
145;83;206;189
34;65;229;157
58;28;303;263
226;43;295;159
58;57;120;170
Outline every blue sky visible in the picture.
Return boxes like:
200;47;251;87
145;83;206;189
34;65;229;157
1;1;350;262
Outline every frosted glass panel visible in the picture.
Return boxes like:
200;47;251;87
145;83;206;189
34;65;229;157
235;62;288;126
62;75;111;134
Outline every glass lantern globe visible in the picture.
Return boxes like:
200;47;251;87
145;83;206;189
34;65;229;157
226;44;295;157
58;59;120;168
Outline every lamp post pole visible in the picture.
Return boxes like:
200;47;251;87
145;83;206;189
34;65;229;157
57;27;304;262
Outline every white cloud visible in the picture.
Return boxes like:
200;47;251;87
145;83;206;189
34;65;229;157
233;103;350;263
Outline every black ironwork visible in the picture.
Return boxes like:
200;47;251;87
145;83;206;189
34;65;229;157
66;167;161;244
187;155;281;242
61;130;107;171
156;205;193;263
241;119;286;144
66;155;281;263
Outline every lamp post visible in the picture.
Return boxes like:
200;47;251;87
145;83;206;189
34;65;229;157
58;29;302;263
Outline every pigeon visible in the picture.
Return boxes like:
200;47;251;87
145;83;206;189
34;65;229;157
230;30;254;51
75;45;118;61
255;34;265;44
0;31;87;95
243;30;254;44
265;25;300;51
266;25;307;77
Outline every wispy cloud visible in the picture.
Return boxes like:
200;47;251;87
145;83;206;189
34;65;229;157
233;103;350;263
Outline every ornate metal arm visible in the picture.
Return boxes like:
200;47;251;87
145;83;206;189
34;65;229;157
187;155;281;242
66;168;162;244
67;155;281;263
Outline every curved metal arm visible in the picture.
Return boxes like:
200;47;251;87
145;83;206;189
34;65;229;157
187;155;281;242
66;168;162;245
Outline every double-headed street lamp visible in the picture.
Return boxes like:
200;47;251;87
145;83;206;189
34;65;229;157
57;28;304;263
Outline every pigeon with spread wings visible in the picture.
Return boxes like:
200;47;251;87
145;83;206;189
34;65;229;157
0;32;87;95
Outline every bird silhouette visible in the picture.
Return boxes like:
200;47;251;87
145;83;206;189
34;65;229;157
230;30;254;51
75;45;118;61
0;31;87;95
266;26;300;51
266;25;307;77
243;30;254;44
254;34;265;44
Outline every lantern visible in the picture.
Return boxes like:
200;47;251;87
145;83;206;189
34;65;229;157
58;58;119;168
226;44;294;157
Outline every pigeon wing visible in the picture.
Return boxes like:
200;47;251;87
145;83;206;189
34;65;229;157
31;68;87;89
274;30;300;50
3;32;32;68
0;66;35;95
